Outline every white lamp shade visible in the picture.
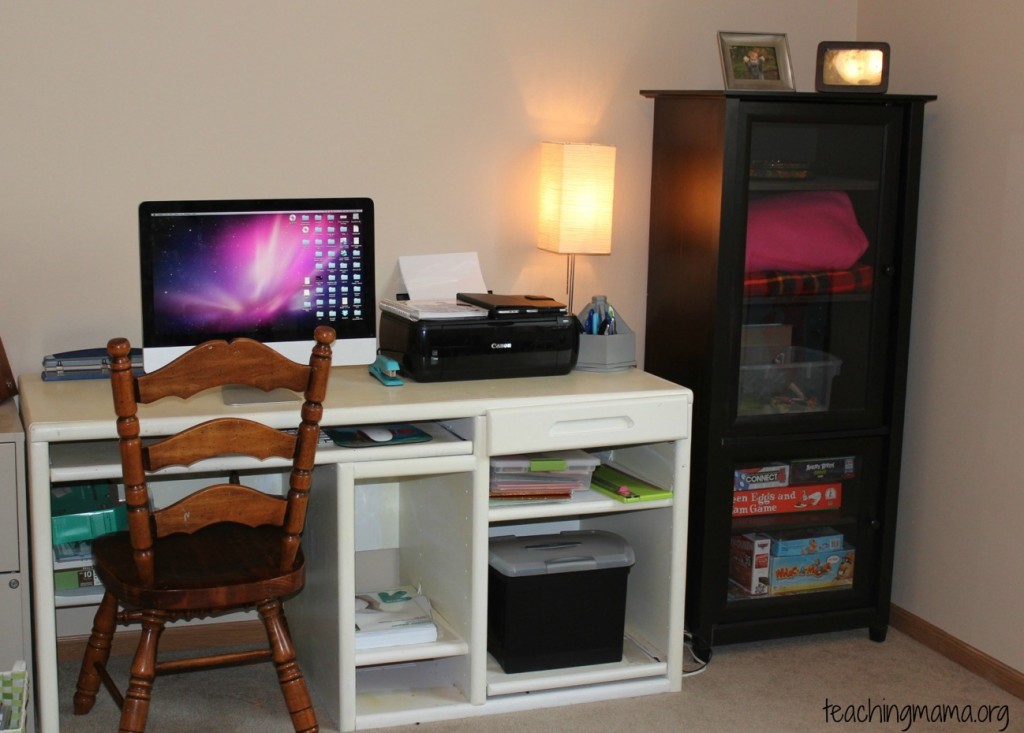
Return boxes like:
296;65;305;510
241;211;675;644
538;142;616;255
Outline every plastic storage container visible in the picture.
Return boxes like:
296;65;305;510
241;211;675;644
488;530;634;673
738;346;842;415
51;480;127;544
489;449;600;494
0;661;27;733
574;295;637;372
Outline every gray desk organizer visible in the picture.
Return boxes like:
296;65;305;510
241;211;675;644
575;296;637;372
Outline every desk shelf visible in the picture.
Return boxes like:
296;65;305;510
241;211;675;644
48;421;470;483
486;635;668;696
53;586;106;609
355;658;473;724
489;490;672;522
354;610;469;668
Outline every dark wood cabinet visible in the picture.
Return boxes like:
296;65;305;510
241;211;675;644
641;90;935;657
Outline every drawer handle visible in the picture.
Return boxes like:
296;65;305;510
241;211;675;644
549;416;635;436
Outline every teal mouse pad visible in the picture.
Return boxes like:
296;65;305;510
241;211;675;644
324;423;432;448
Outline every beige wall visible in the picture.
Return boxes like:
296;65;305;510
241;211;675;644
858;2;1024;672
0;1;853;379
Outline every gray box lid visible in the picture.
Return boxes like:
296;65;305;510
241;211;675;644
489;530;635;577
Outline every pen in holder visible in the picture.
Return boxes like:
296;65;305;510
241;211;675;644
575;295;637;372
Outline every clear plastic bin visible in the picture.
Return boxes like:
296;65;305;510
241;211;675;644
0;661;28;733
489;450;600;492
738;346;842;415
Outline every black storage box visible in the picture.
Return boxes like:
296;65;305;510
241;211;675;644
488;530;635;673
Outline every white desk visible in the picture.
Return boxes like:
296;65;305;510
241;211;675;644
20;367;692;731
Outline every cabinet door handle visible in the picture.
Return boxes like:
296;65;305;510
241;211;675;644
884;265;897;276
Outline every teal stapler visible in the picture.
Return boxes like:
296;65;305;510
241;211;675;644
369;354;403;386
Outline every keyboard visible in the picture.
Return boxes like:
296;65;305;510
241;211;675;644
282;428;335;446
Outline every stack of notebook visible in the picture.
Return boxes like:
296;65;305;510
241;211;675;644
354;587;438;650
42;347;143;381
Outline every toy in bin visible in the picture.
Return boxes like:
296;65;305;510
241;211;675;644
488;530;634;672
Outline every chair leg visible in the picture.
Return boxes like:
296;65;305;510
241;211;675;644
118;608;166;733
258;599;319;733
74;590;119;715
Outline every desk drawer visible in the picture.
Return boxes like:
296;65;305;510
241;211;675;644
487;396;688;455
0;443;18;572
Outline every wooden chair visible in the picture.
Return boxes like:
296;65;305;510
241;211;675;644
73;326;336;733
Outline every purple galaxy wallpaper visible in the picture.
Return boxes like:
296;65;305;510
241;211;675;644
152;213;316;334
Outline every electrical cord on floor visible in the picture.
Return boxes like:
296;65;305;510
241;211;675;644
683;630;711;677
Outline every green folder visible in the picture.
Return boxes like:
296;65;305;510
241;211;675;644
590;465;673;503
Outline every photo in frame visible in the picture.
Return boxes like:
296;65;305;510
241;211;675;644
815;41;890;93
718;32;795;91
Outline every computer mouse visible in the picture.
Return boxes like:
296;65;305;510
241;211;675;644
361;426;394;442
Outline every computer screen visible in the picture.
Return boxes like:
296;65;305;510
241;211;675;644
139;197;376;374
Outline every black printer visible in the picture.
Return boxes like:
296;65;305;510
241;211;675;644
378;309;580;382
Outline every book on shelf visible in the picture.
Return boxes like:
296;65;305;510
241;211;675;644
379;298;487;321
489;474;581;492
355;587;438;650
489;476;577;501
54;564;102;591
489;488;575;501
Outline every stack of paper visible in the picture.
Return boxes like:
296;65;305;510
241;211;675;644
354;587;438;650
378;298;487;321
380;252;491;322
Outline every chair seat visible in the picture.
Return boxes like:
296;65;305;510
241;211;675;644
92;524;306;612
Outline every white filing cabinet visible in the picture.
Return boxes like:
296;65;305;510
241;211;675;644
0;399;32;731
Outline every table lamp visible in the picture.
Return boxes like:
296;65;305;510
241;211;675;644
537;141;616;314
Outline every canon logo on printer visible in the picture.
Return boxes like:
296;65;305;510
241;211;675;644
491;342;513;349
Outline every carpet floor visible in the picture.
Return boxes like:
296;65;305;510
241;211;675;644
57;628;1020;732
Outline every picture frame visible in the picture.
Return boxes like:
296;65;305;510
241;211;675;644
718;32;795;91
815;41;890;93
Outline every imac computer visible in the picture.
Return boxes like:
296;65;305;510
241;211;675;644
139;197;376;401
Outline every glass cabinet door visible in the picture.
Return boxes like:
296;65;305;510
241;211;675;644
730;103;904;428
723;436;883;615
